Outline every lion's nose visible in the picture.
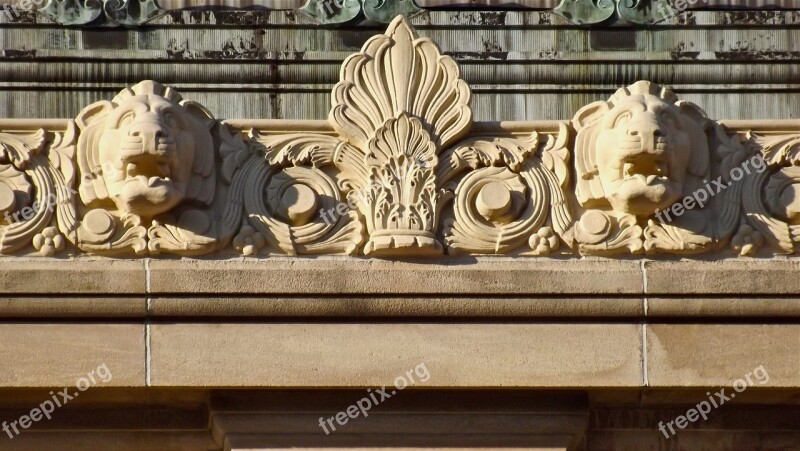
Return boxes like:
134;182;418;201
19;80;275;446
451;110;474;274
128;122;168;142
626;124;664;138
627;120;664;153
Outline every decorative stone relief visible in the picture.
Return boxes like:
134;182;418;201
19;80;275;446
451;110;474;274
568;81;745;255
740;132;800;255
0;126;75;256
65;81;241;255
0;15;797;258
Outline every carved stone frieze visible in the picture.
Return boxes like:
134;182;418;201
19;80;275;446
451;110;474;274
0;15;797;258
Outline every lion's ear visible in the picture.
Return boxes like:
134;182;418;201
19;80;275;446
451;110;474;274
675;100;709;130
180;99;217;206
76;100;115;130
676;100;711;175
572;101;610;131
180;100;216;131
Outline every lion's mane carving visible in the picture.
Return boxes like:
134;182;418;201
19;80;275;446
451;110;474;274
572;80;709;217
75;80;215;218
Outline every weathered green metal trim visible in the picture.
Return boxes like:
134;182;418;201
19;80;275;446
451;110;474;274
555;0;686;26
299;0;422;24
42;0;163;26
104;0;162;26
42;0;103;25
298;0;362;25
363;0;422;23
554;0;615;25
617;0;676;25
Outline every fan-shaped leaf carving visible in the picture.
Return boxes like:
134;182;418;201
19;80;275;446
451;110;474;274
330;16;472;151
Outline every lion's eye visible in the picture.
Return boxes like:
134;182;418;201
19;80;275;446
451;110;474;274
614;112;632;128
119;111;135;128
164;113;179;129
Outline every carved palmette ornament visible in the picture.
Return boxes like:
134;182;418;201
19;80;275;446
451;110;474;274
246;16;472;257
329;16;472;256
247;16;570;257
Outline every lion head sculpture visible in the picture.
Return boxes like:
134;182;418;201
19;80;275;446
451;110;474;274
572;81;710;217
75;81;215;218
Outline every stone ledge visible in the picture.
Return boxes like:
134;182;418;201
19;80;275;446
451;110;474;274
7;295;800;319
0;297;145;318
149;296;643;318
648;297;800;317
0;260;145;295
149;323;642;388
644;260;800;295
147;258;643;295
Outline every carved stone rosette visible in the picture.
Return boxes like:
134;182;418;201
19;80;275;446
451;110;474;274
0;15;797;259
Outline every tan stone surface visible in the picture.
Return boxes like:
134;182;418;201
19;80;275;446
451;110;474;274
149;295;643;317
0;324;145;387
648;297;800;317
0;297;144;317
148;258;643;295
0;260;145;294
646;324;800;387
150;323;642;387
644;260;800;294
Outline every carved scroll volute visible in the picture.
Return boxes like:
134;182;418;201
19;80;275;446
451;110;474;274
439;124;573;256
0;123;77;256
739;132;800;255
328;15;472;256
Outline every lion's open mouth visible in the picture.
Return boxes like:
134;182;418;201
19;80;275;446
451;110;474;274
121;174;171;188
123;162;173;188
622;162;669;186
619;137;670;185
119;140;176;189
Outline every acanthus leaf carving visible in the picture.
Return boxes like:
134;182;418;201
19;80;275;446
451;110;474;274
739;130;800;255
330;16;472;151
0;127;75;256
324;15;472;256
243;131;364;256
441;124;573;256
